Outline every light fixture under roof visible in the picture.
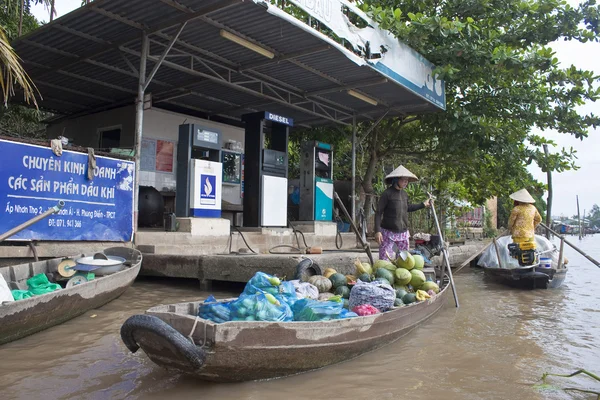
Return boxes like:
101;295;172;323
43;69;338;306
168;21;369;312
347;89;378;106
220;29;275;59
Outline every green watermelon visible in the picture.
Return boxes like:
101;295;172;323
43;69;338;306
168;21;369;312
334;285;351;299
409;269;426;289
375;268;395;286
402;292;417;304
395;288;408;299
420;281;440;293
394;267;412;286
329;273;347;289
412;254;425;270
374;277;391;285
373;259;394;273
357;273;372;282
396;251;415;270
394;298;404;307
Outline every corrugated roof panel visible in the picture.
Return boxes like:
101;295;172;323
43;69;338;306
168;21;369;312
10;0;442;126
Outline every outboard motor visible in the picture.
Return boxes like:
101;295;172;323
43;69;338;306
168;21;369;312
508;242;537;266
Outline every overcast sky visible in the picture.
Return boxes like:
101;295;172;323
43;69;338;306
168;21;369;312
31;1;600;218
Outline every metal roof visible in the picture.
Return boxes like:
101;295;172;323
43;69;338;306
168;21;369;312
14;0;444;127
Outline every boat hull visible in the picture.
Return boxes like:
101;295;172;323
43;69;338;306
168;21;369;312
482;266;567;289
0;247;141;345
121;281;451;382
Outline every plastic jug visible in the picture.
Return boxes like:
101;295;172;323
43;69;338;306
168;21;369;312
539;257;552;269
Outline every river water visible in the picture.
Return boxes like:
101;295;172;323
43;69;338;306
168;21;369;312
1;236;599;399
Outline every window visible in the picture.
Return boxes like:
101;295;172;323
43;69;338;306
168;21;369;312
98;126;121;150
222;151;241;184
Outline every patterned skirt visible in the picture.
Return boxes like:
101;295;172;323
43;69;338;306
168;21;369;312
379;227;410;261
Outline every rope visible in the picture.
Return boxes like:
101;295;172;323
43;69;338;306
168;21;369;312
187;315;200;345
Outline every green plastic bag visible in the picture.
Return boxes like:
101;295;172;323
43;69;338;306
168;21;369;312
11;290;33;300
27;274;61;295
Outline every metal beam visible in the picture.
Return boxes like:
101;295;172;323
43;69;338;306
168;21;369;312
239;45;331;72
34;80;114;103
29;0;243;81
143;22;188;91
119;46;352;125
306;78;388;97
351;114;357;222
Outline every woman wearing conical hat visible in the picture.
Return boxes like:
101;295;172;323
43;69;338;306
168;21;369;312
374;165;430;261
508;189;542;248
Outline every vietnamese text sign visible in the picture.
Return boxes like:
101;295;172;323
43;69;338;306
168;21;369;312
0;139;135;241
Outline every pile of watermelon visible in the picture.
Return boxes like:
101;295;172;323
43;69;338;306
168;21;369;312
294;253;442;317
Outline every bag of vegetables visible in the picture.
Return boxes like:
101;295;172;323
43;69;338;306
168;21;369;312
292;296;347;321
230;291;293;322
242;272;283;296
198;295;232;323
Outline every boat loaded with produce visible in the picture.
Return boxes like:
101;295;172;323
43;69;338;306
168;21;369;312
120;251;449;382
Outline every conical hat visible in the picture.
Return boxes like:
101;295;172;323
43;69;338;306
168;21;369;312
509;189;535;204
385;165;418;184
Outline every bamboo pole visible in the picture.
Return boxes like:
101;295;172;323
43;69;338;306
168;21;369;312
540;222;600;268
493;238;504;269
558;237;565;269
577;195;582;240
543;144;553;240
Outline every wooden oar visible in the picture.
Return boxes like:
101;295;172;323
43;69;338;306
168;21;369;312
428;193;459;308
539;222;600;268
333;192;375;266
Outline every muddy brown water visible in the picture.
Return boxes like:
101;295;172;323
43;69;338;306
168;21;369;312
1;236;599;400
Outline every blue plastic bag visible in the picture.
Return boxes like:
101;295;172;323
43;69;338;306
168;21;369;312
275;281;298;307
230;292;293;322
198;295;232;323
242;272;282;296
292;298;345;321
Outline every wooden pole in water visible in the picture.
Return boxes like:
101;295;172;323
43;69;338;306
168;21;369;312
543;144;553;240
540;222;600;268
558;237;565;269
577;195;582;240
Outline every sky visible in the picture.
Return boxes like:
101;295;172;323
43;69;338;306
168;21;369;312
31;1;600;218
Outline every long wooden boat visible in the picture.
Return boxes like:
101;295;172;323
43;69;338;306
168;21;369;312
482;265;567;289
0;247;142;345
120;276;450;382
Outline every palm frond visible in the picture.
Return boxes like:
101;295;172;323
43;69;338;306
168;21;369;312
0;26;39;108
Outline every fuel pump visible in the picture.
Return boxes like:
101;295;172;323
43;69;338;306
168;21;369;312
242;111;292;227
299;141;334;221
175;124;222;218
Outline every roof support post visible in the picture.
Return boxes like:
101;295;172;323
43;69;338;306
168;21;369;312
143;22;187;92
351;114;357;223
133;31;149;238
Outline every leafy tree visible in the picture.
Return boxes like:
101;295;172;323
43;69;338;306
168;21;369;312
340;0;600;219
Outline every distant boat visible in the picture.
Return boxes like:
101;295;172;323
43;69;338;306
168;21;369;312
476;235;567;289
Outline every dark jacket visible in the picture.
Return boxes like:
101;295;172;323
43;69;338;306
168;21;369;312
374;186;425;234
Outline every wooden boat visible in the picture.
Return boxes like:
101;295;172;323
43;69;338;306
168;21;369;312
0;247;142;345
120;276;450;382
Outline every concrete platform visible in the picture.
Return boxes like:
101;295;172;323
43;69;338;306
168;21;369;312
140;240;490;285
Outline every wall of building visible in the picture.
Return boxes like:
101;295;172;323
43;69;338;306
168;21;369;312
46;105;136;148
46;106;246;206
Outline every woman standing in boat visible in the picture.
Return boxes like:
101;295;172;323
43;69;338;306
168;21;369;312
374;165;430;261
508;188;542;248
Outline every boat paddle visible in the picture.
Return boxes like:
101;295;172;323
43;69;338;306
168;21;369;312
428;193;459;308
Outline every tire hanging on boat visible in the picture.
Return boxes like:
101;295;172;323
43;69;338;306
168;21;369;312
120;314;206;370
293;258;322;281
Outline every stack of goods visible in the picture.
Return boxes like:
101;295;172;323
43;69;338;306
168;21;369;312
198;252;442;324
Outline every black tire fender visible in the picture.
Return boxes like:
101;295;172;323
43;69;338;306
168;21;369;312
120;314;206;370
294;257;322;281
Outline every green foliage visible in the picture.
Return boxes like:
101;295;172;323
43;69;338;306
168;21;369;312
483;205;497;238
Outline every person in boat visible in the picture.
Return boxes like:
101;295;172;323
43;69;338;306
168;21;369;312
374;165;430;261
508;188;542;249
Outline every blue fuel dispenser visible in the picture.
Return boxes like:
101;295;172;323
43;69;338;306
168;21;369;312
299;141;334;221
175;124;222;218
